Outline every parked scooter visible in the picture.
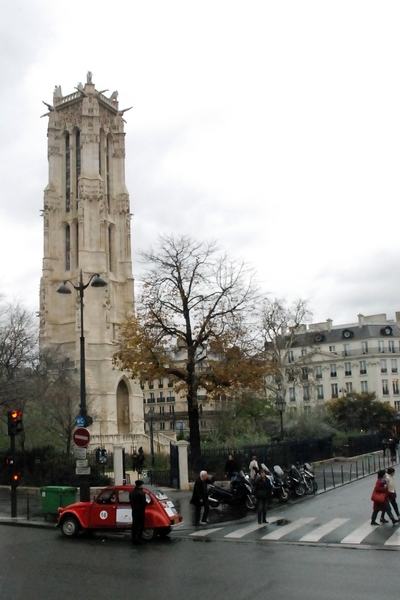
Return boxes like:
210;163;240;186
208;471;256;510
285;464;307;497
260;464;290;503
300;462;318;494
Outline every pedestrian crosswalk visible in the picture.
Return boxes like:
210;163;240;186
173;516;400;546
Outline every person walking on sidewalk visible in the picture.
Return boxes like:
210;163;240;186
253;468;271;524
385;467;400;519
371;470;398;525
249;455;259;481
225;454;239;481
190;470;210;526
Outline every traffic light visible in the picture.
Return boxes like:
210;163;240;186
10;471;20;487
100;448;107;464
7;411;23;436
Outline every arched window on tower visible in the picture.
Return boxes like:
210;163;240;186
75;220;79;268
75;130;81;208
106;135;111;212
65;224;71;271
65;133;70;212
117;379;130;434
108;224;115;272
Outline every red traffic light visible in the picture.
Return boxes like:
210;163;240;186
7;410;23;436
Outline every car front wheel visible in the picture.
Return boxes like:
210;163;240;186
61;516;80;537
142;527;156;541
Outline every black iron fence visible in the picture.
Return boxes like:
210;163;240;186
189;437;334;481
315;452;396;491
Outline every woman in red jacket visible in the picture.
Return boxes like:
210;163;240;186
371;469;398;525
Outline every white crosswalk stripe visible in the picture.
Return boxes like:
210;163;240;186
299;518;350;542
340;521;377;544
190;527;224;537
261;517;315;540
225;516;281;538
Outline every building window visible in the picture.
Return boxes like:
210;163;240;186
159;406;165;415
157;393;165;403
303;386;310;401
148;381;154;389
317;385;324;400
65;225;70;270
301;367;308;380
148;393;155;403
287;368;295;382
395;401;400;412
345;362;352;376
392;359;398;374
331;383;338;398
158;379;164;388
108;225;115;272
169;405;174;415
361;342;368;354
167;392;175;402
65;133;70;212
106;136;111;211
389;341;396;353
329;346;336;353
379;341;385;353
393;379;399;395
304;405;311;414
345;382;353;394
301;347;307;356
315;365;322;379
159;422;165;431
169;421;175;429
289;387;296;402
382;380;389;395
75;129;81;203
359;360;367;375
287;351;294;363
167;378;174;387
330;364;337;378
381;359;387;374
343;344;350;357
361;381;368;393
200;421;207;429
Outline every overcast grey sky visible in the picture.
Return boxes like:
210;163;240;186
1;0;400;326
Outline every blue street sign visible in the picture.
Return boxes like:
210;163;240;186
75;415;85;427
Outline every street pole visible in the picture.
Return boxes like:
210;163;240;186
150;409;155;468
57;270;107;501
10;433;16;518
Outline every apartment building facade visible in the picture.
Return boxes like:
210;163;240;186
277;312;400;413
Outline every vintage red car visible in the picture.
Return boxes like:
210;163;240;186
57;485;182;541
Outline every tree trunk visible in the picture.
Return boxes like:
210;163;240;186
186;351;201;468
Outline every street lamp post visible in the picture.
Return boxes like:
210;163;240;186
275;396;287;442
149;408;155;468
57;270;107;424
57;270;107;501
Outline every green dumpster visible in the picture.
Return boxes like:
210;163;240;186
40;486;78;519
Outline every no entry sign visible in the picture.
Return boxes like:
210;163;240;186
73;427;91;448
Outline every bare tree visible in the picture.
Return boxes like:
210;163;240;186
114;234;264;461
261;298;313;400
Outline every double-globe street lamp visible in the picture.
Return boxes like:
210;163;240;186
57;270;107;425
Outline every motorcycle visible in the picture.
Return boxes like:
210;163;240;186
261;463;290;503
208;471;256;510
300;462;318;494
285;464;307;497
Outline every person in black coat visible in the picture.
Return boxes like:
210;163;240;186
190;470;210;526
253;468;272;524
224;454;239;481
129;480;147;544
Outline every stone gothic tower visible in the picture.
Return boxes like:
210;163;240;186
39;72;144;450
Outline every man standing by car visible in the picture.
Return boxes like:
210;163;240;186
190;470;210;526
129;480;147;544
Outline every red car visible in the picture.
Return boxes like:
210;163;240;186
57;485;182;541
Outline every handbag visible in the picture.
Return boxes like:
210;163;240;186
371;489;386;504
